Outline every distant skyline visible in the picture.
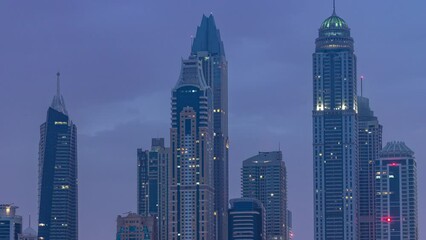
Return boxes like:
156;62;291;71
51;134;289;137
1;1;425;239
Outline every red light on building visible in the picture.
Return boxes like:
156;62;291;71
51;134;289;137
382;217;392;223
390;163;398;166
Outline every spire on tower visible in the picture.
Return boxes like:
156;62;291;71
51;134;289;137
333;0;336;15
57;72;61;97
50;72;68;115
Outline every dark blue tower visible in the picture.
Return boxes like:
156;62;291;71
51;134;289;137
38;73;78;240
191;15;229;240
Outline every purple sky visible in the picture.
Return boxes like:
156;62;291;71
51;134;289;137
1;1;425;239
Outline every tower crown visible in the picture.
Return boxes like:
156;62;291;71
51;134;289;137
320;14;349;30
50;72;68;115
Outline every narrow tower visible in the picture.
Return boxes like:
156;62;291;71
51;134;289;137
312;7;359;240
169;58;215;240
191;15;229;240
358;95;382;240
38;73;78;240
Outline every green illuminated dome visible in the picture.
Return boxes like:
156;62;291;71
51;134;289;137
321;13;349;29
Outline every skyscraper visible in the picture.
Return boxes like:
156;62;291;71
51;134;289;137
116;213;157;240
312;7;359;240
169;57;215;240
241;151;288;240
191;15;229;240
38;73;78;240
358;96;382;240
228;198;265;240
137;138;169;240
375;142;418;239
0;204;22;240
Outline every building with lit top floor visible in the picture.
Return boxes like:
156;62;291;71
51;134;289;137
0;204;22;240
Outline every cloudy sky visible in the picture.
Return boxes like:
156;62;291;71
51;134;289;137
1;1;425;239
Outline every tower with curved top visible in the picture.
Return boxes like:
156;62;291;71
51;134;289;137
312;7;359;240
169;58;215;240
375;142;418;240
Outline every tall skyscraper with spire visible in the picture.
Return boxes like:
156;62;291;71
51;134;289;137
169;58;215;240
190;14;229;240
358;95;382;240
312;6;359;240
38;73;78;240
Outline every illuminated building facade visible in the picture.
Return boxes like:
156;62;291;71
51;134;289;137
0;204;22;240
116;213;157;240
38;73;78;240
228;198;265;240
358;96;382;240
375;142;418;239
169;57;215;240
137;138;170;240
312;8;359;240
241;151;288;240
191;14;229;240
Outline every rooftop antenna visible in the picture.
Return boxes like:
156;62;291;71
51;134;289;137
29;215;31;228
360;76;364;97
56;72;61;96
279;142;281;151
333;0;336;15
190;35;194;48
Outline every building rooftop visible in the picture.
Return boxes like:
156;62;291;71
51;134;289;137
380;141;414;158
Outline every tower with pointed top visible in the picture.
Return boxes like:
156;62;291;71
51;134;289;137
312;7;359;240
169;57;215;240
38;74;78;240
190;14;229;240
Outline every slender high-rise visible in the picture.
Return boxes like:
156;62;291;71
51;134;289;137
38;73;78;240
137;138;169;240
358;96;382;240
191;15;229;240
375;142;418;239
169;58;215;240
312;6;359;240
241;151;288;240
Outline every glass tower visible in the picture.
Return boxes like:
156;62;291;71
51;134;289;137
169;58;215;240
358;96;382;240
312;8;359;240
241;151;288;240
228;198;265;240
38;73;78;240
137;138;169;240
191;15;229;240
375;142;418;239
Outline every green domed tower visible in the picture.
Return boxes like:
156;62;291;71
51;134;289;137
316;8;354;51
312;4;359;240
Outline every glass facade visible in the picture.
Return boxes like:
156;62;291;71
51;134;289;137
375;142;418;240
191;14;229;240
38;76;78;240
241;151;288;240
169;58;214;240
313;11;358;240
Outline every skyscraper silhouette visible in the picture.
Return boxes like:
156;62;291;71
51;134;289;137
191;15;229;240
312;7;359;239
38;73;78;240
358;96;382;239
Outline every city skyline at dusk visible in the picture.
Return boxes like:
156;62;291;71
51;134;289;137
0;1;425;239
